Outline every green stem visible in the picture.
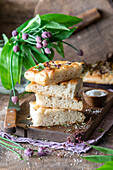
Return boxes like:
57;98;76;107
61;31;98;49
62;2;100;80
0;143;27;163
0;140;25;150
33;26;46;36
19;91;33;98
27;34;36;39
61;40;79;52
18;91;27;98
33;149;38;152
0;137;38;152
0;136;23;148
10;52;15;96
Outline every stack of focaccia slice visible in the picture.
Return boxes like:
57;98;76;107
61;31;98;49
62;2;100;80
24;61;85;127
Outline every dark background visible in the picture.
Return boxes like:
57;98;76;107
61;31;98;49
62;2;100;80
0;0;113;63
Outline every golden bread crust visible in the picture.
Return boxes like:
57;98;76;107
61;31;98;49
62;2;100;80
83;71;113;84
24;60;83;86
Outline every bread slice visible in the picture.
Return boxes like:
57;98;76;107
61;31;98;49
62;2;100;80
83;71;113;84
36;93;83;111
24;60;83;86
25;78;83;99
30;101;85;127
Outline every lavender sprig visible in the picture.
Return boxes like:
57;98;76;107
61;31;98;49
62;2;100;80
0;136;49;161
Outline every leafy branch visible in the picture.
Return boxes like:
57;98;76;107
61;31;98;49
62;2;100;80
82;143;113;169
0;13;83;100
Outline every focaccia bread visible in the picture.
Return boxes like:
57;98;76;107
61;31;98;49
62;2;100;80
24;61;83;86
25;78;83;99
83;71;113;84
36;93;83;111
30;101;85;127
83;55;113;85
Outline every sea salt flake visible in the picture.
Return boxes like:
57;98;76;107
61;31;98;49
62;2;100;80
85;89;107;97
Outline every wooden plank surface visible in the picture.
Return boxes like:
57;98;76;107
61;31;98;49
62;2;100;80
35;0;113;64
0;0;113;64
0;0;113;169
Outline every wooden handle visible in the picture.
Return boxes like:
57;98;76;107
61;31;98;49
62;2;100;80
4;109;16;133
75;8;101;32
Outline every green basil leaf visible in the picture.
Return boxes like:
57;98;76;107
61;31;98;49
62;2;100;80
51;41;64;58
31;50;42;63
41;20;69;30
40;48;44;54
41;13;82;27
2;34;9;45
0;42;13;89
96;161;113;170
50;27;77;41
81;155;113;163
22;14;41;32
23;44;36;67
16;20;30;32
22;52;33;70
85;143;113;155
29;45;50;63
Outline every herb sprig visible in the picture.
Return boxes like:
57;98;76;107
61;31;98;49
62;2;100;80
0;13;83;102
0;136;49;162
82;143;113;169
35;63;46;71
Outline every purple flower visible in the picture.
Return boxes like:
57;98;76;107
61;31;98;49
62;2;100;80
44;48;51;54
42;40;48;47
41;31;52;39
12;30;18;37
13;45;20;52
36;36;42;42
36;42;43;48
77;50;84;56
24;148;33;157
41;31;48;39
38;147;49;156
47;32;52;38
11;96;19;104
22;33;28;40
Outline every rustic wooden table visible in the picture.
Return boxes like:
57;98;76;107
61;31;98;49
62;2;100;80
0;93;113;170
1;0;113;63
0;0;113;169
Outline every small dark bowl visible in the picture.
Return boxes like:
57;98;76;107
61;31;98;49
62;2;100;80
83;88;108;107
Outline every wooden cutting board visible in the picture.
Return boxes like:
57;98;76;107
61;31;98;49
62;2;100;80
83;82;113;90
10;87;113;142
